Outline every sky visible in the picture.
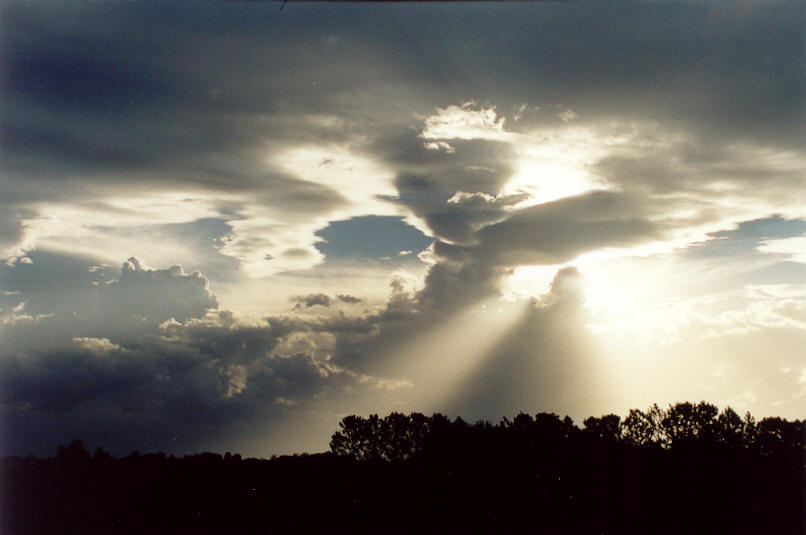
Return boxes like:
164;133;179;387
1;0;804;457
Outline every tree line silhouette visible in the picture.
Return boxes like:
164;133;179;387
330;402;803;460
2;402;803;534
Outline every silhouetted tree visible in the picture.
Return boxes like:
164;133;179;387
622;404;665;446
661;401;718;446
5;403;803;535
93;446;114;463
512;412;534;432
715;406;746;449
57;439;92;465
583;414;622;442
329;414;388;460
756;417;804;454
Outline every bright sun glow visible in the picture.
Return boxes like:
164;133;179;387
501;265;560;299
502;127;611;207
502;256;706;414
504;253;695;342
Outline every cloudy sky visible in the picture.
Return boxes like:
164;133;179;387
1;0;804;457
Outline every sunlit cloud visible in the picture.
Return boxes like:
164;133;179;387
217;145;404;277
15;193;224;266
701;285;806;335
757;237;806;264
270;145;398;211
501;264;559;300
420;101;515;143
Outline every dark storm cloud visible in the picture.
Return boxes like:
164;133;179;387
111;257;218;323
0;251;114;315
415;259;505;314
594;142;806;198
430;191;664;268
336;294;363;304
0;257;231;453
370;131;520;244
0;256;218;354
0;326;379;454
4;1;800;198
0;207;30;256
0;258;408;455
292;293;331;309
2;0;802;276
2;2;381;207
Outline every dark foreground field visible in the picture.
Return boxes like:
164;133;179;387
3;403;804;534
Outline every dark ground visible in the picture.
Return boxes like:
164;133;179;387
3;406;804;534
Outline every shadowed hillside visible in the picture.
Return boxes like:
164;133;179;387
2;402;804;534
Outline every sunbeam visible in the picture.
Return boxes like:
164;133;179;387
371;297;529;415
445;293;604;422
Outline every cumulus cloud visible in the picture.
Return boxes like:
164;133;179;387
0;256;220;357
111;257;218;324
0;259;416;456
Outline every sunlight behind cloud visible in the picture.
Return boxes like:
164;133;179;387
501;265;559;300
502;128;610;207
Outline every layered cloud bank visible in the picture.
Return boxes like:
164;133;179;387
1;1;804;455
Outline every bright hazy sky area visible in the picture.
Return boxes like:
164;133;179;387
1;1;804;457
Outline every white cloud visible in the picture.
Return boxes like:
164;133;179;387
757;237;806;263
71;336;123;354
743;284;806;299
217;144;403;277
423;141;456;153
3;145;408;280
701;289;806;335
420;102;515;142
10;193;224;268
